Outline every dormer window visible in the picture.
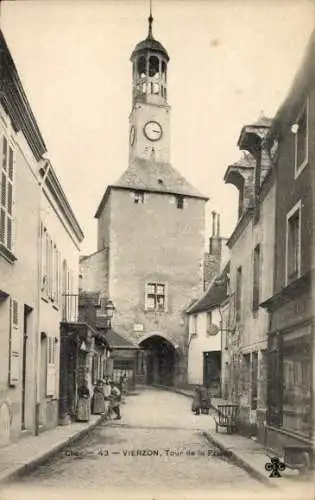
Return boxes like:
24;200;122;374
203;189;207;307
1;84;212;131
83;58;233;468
133;191;145;204
176;195;184;209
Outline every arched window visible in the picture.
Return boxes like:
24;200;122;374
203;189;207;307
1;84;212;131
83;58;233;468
137;56;146;78
149;55;159;78
162;61;167;82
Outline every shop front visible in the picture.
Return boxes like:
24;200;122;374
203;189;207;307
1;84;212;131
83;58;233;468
261;275;313;469
59;322;109;424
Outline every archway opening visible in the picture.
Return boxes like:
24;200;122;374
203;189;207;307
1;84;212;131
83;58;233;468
139;335;175;387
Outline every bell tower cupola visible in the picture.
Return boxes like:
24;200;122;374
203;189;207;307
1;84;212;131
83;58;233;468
130;8;169;107
129;3;171;165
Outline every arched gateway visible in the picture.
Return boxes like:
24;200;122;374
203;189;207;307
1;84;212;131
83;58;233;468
139;335;175;386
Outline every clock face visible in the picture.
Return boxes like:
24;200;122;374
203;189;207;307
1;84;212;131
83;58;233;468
129;126;136;146
143;121;163;142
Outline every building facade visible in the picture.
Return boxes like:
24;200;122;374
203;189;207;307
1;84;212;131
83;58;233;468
0;31;46;446
0;30;85;443
82;15;208;387
223;117;276;439
187;215;229;393
186;264;229;395
38;158;84;431
260;31;315;467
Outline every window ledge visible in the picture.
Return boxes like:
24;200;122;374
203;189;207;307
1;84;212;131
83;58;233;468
0;243;17;264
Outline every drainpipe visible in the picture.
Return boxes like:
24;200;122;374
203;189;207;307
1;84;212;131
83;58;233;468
34;159;50;436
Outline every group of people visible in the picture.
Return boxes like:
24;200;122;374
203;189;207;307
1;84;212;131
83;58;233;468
191;385;211;415
76;374;128;423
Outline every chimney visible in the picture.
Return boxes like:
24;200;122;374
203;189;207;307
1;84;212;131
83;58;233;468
211;211;216;237
216;213;220;237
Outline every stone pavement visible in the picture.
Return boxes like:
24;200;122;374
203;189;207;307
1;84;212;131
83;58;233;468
8;388;264;495
0;413;104;485
153;384;315;491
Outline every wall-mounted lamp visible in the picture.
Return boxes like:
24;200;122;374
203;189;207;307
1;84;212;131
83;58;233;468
291;123;299;134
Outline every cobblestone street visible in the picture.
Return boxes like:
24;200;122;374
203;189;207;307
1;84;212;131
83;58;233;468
10;388;264;495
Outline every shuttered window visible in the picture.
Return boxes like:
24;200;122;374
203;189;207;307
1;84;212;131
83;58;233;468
9;298;20;386
0;136;15;253
46;336;56;397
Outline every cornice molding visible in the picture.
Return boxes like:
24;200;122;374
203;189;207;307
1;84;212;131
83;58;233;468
0;32;46;161
40;162;84;244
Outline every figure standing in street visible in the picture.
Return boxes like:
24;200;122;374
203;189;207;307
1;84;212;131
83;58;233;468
103;376;112;418
192;385;201;416
199;385;210;414
119;374;128;404
76;380;90;422
109;382;122;420
92;379;105;415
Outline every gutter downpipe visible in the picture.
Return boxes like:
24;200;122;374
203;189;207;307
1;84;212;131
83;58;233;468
34;159;50;436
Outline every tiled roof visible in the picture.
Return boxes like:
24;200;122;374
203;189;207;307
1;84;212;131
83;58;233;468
95;159;208;218
101;329;139;349
229;152;256;169
113;159;208;200
252;115;273;127
187;263;230;315
131;36;169;61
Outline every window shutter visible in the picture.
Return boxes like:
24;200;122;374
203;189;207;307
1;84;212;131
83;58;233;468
56;250;61;305
9;298;20;386
46;337;56;397
52;245;58;303
49;238;53;299
164;283;168;312
41;226;46;294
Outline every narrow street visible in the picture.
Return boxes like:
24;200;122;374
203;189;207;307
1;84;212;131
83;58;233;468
14;388;264;494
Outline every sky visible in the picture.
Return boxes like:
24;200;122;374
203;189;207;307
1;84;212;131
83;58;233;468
0;0;314;254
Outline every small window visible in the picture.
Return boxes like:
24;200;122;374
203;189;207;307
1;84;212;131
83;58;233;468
145;282;166;312
295;101;308;177
176;196;184;209
286;201;301;284
133;191;145;204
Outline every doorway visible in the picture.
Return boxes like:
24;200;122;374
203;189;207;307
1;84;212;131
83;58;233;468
22;305;32;429
39;332;47;425
139;335;175;386
203;351;221;396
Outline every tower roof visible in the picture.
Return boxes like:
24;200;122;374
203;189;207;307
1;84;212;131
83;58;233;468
95;159;208;218
113;159;208;198
130;10;169;61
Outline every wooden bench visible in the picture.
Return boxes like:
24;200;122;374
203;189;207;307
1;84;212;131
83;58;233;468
214;404;239;434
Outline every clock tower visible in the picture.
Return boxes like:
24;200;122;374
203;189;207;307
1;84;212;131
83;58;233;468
128;13;170;164
91;8;208;389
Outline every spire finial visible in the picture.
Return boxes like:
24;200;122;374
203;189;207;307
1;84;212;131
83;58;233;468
148;0;153;38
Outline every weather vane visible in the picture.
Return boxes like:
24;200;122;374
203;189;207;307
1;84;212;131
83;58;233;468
148;0;153;38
